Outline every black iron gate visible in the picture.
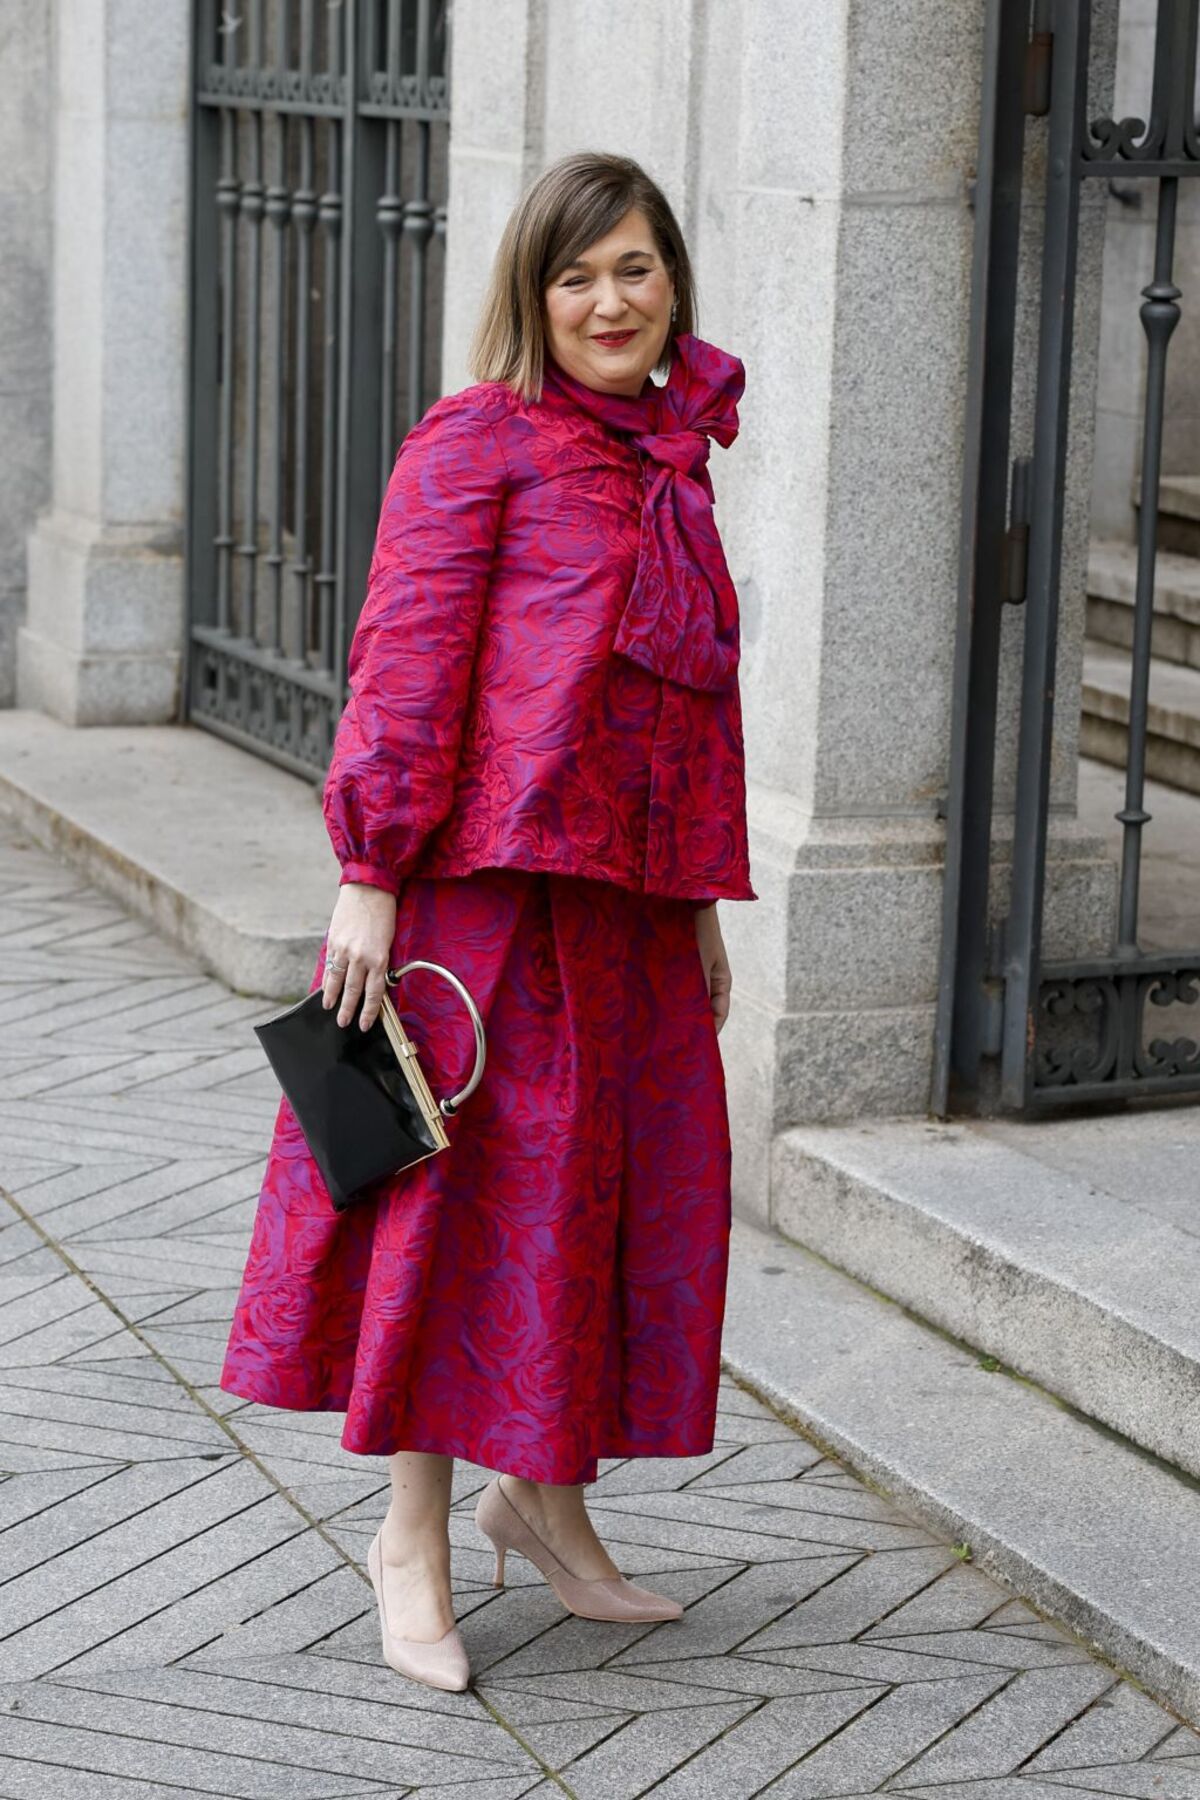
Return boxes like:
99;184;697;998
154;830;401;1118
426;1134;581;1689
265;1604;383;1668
184;0;450;778
934;0;1200;1114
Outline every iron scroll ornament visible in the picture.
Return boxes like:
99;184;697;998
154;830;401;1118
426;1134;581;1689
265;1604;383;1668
1035;964;1200;1093
1082;107;1200;167
1081;0;1200;166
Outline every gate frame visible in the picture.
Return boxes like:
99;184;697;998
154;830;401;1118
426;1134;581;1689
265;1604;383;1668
934;0;1200;1116
182;0;450;782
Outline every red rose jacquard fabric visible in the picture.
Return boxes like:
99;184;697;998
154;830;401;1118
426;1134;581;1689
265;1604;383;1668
221;336;751;1479
218;869;733;1481
321;332;757;904
540;333;744;694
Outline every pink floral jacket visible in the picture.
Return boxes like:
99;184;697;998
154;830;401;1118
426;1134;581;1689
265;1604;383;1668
322;331;757;905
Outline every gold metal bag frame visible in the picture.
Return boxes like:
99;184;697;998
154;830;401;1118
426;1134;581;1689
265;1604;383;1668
377;959;488;1160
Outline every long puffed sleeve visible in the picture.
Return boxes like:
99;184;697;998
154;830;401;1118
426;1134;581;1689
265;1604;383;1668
322;397;510;894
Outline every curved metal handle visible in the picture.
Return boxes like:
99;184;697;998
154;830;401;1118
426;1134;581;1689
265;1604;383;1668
385;959;487;1116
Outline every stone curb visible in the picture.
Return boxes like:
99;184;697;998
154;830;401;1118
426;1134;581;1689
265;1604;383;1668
0;712;334;997
722;1215;1200;1727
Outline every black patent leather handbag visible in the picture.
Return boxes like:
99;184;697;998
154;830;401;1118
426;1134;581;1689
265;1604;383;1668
253;960;488;1213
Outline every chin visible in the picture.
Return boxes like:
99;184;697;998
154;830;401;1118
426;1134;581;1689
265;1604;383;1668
588;358;643;379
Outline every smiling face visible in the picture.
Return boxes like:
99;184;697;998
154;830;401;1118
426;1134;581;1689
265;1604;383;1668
542;205;676;397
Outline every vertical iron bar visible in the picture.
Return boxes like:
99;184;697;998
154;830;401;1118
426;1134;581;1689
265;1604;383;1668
315;3;345;674
384;0;404;450
1117;176;1180;953
238;0;266;637
1000;0;1091;1107
339;0;386;686
406;120;432;430
335;0;360;696
416;0;431;106
404;0;434;427
386;0;400;103
184;0;221;716
931;0;1031;1115
291;0;317;666
1154;0;1188;161
264;5;290;656
214;16;241;635
1182;0;1200;163
379;121;400;490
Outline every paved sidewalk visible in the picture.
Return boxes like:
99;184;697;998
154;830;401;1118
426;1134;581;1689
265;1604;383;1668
0;814;1196;1799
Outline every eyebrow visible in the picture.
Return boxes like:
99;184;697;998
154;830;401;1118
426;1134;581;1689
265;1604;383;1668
559;247;658;271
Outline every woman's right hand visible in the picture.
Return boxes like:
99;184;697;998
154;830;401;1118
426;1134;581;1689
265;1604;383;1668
322;882;398;1030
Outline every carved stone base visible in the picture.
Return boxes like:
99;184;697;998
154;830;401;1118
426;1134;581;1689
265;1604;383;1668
721;781;1119;1228
19;509;181;725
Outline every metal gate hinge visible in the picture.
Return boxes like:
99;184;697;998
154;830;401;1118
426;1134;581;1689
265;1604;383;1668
1003;456;1032;605
1024;25;1052;116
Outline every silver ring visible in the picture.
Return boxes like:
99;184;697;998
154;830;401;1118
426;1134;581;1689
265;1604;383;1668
325;958;348;974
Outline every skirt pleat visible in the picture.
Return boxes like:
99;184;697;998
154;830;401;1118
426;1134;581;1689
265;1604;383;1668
218;867;732;1484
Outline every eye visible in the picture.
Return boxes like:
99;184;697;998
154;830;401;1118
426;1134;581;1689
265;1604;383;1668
623;267;650;278
561;277;588;288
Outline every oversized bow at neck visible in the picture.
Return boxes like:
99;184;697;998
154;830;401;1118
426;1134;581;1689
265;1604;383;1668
541;332;745;693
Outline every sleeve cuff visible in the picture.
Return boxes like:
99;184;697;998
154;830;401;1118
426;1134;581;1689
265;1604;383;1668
339;861;400;896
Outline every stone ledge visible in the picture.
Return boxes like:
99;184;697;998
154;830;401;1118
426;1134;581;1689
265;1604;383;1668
723;1214;1200;1726
0;711;337;996
770;1115;1200;1481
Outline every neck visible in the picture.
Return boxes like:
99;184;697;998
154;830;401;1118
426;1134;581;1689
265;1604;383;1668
546;347;669;400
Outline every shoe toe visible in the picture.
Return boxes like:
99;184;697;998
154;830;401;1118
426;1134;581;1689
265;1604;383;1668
627;1582;683;1619
386;1625;471;1690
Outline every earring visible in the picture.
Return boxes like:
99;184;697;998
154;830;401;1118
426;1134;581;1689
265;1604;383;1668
670;297;678;320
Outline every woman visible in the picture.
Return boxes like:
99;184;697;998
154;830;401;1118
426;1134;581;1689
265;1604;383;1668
219;149;756;1693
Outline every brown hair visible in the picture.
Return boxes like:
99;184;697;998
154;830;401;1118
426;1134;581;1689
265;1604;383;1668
468;151;697;404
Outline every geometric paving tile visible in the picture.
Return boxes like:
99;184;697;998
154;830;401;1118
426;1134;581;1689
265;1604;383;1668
0;815;1190;1796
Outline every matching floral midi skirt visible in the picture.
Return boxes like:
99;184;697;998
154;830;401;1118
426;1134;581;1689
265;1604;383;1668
218;867;733;1485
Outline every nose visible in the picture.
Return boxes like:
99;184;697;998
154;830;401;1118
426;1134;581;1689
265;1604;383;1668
591;274;627;319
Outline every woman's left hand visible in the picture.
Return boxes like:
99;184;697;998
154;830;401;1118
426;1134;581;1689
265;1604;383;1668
695;903;732;1035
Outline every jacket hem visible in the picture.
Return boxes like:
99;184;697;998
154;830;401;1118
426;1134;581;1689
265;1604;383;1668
412;843;757;905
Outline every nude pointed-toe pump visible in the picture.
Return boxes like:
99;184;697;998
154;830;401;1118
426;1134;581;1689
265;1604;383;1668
367;1527;471;1691
474;1474;684;1623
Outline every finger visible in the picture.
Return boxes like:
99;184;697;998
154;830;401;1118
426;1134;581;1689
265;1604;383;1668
710;974;732;1033
321;951;348;1009
359;967;387;1032
698;953;717;1000
336;960;368;1028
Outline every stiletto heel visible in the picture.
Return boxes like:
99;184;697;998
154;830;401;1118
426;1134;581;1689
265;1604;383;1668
367;1526;471;1692
474;1474;684;1623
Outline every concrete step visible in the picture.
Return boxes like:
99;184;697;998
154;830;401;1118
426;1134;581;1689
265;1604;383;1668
723;1212;1200;1725
1144;473;1200;558
1087;536;1200;669
1081;640;1200;794
0;711;336;996
764;1115;1200;1481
